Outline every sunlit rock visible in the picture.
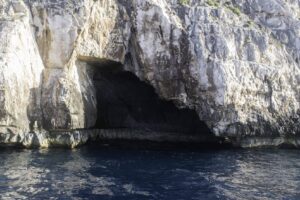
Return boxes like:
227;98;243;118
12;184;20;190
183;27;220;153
0;0;299;148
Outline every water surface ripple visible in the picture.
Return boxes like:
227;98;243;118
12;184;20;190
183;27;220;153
0;146;299;199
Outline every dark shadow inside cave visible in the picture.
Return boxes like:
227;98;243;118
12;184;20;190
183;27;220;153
90;61;213;136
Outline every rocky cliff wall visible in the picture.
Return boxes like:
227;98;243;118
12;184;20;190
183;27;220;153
0;0;299;147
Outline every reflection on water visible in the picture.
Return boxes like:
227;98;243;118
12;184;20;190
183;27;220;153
0;146;300;200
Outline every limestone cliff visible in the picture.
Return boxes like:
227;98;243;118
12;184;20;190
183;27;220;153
0;0;299;148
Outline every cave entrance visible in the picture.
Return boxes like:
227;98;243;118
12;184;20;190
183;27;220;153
90;60;213;137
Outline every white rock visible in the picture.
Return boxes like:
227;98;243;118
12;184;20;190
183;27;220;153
0;0;299;147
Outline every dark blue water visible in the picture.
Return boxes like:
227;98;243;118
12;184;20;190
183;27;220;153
0;146;300;200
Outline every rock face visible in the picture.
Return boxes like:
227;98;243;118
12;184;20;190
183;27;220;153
0;0;299;147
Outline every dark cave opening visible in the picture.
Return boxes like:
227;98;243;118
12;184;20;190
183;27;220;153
91;61;213;136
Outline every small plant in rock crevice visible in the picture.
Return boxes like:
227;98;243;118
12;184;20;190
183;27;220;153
206;0;220;7
179;0;190;5
225;4;241;16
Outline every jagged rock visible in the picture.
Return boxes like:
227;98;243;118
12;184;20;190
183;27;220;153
0;0;44;135
0;0;299;147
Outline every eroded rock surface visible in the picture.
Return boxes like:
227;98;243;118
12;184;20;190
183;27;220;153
0;0;299;147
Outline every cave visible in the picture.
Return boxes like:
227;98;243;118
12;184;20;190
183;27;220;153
89;60;214;137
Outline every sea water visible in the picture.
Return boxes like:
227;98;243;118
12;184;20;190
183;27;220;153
0;145;299;200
